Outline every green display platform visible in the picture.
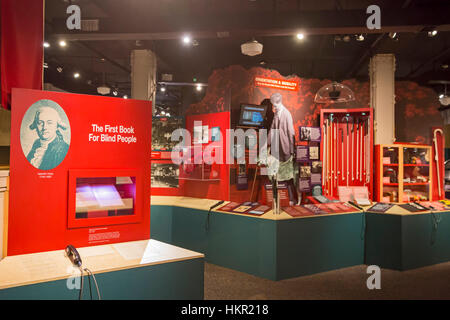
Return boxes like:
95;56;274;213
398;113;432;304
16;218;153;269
365;211;450;270
151;205;365;280
0;258;204;300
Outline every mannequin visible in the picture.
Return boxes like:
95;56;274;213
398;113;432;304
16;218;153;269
268;93;299;204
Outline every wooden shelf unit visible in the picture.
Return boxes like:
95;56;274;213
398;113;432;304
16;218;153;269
375;144;432;203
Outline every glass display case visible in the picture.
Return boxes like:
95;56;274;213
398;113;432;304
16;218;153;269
375;144;432;203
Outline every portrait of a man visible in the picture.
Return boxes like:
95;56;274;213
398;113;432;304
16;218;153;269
20;100;71;170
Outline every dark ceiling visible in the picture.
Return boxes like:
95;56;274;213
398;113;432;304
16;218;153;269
44;0;450;99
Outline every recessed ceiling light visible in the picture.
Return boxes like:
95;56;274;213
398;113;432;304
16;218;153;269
123;95;128;99
428;30;438;37
160;87;166;92
56;66;63;73
43;42;50;48
296;33;305;40
342;35;351;42
196;84;202;91
182;36;191;45
59;40;67;47
442;64;449;70
356;34;365;41
73;72;80;78
389;32;397;39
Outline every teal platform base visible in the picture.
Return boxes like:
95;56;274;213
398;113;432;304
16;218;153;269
151;205;365;280
0;258;204;300
365;212;450;270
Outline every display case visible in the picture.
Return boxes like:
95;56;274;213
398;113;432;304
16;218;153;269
320;108;374;199
375;144;432;202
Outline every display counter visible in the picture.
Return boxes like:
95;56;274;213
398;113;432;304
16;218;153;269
365;204;450;270
0;239;204;299
151;196;365;280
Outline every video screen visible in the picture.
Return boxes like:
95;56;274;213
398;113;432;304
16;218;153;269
238;104;267;127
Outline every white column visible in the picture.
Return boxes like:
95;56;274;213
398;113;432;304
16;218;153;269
131;49;157;115
369;54;396;145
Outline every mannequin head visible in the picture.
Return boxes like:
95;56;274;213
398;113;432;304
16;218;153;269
270;93;283;114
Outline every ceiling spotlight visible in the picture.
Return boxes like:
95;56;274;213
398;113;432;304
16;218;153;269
43;42;50;48
56;66;63;73
196;84;202;91
342;35;351;42
389;32;397;39
356;34;365;41
182;35;191;45
259;60;267;65
439;94;445;99
43;62;48;69
161;111;166;115
112;90;118;96
59;40;67;47
192;40;199;46
160;87;166;92
442;64;449;70
73;72;80;79
123;95;128;99
296;33;305;40
428;30;438;37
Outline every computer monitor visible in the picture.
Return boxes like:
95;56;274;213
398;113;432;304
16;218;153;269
238;104;267;127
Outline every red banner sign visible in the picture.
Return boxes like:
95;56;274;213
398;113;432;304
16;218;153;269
255;76;299;91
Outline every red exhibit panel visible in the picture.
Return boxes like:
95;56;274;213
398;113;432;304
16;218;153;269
8;88;152;256
181;112;230;201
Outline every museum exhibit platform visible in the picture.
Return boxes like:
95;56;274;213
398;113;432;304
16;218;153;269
365;205;450;270
151;196;365;281
0;239;204;300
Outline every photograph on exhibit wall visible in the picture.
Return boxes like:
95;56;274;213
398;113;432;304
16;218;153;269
151;163;179;188
152;117;183;151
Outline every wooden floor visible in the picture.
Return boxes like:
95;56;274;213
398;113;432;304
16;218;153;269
204;261;450;300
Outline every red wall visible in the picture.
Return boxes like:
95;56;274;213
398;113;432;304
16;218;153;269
8;89;152;255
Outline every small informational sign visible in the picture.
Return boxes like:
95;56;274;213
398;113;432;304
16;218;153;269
264;182;290;207
299;127;321;142
309;146;319;160
254;76;298;91
296;146;309;162
299;178;311;192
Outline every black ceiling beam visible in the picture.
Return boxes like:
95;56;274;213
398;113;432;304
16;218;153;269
75;41;131;74
406;47;450;78
49;6;450;41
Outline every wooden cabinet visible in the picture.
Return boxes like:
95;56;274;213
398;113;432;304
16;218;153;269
375;144;432;202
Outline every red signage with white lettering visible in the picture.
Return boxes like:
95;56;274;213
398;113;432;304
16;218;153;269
8;88;152;256
255;76;299;91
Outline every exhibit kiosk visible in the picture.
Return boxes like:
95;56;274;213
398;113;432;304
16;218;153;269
0;89;204;300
